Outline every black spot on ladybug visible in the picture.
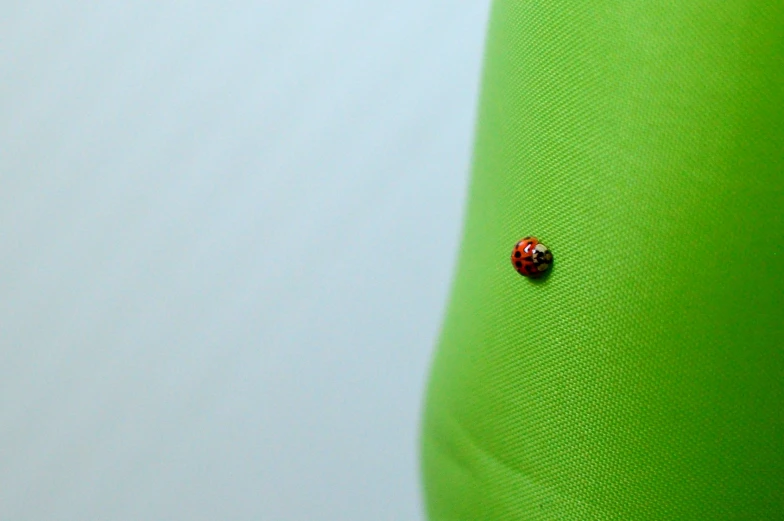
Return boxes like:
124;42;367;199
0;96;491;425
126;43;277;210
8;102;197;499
524;256;533;261
514;251;521;258
515;261;522;268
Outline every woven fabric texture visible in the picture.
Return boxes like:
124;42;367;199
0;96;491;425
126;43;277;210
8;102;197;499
422;1;783;519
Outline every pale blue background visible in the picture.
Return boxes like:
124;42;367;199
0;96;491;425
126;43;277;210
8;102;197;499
0;2;489;519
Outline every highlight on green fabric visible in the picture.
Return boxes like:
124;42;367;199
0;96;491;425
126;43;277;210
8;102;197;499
421;1;783;519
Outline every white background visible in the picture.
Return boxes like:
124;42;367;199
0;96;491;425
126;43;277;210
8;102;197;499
0;2;490;519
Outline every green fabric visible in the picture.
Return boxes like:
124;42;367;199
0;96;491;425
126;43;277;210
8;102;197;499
422;1;783;519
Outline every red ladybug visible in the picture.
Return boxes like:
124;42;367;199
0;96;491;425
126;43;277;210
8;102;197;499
511;237;552;277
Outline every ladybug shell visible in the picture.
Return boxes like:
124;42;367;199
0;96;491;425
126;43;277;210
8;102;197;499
511;237;552;278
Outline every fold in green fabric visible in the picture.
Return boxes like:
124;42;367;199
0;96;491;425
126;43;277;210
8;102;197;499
422;1;783;518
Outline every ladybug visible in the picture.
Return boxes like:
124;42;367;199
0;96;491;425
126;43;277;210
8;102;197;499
511;237;552;277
